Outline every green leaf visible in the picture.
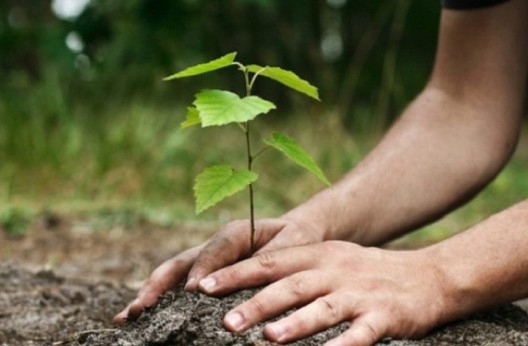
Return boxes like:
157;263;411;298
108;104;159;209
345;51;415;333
180;107;201;129
265;132;330;186
247;65;320;101
164;52;237;80
193;89;276;127
194;165;258;214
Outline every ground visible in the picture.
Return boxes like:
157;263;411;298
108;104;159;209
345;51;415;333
2;213;528;345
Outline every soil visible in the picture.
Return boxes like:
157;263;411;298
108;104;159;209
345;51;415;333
2;213;528;345
83;285;528;346
0;261;134;346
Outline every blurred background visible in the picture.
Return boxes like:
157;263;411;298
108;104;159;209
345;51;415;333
1;0;527;244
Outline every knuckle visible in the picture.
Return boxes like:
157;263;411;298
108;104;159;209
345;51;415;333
196;235;236;264
223;219;250;235
211;232;236;249
361;322;381;342
284;313;309;334
354;316;385;345
255;251;278;271
322;240;348;253
316;296;341;321
284;276;307;300
222;266;242;282
362;322;379;342
249;296;269;316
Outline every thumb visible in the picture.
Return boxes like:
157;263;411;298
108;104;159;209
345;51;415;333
186;219;286;287
255;217;323;255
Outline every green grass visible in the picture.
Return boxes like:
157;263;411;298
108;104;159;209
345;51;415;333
1;97;528;246
0;99;357;225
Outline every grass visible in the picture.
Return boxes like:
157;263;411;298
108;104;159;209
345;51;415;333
1;96;528;246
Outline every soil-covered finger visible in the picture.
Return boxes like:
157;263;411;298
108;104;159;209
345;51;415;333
255;217;324;255
118;245;204;322
187;219;285;285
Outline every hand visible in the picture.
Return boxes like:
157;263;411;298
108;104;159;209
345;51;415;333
197;241;450;346
113;216;325;324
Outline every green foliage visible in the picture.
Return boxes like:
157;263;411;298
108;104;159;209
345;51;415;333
180;107;201;129
194;165;258;214
164;52;237;80
0;0;440;139
247;65;320;101
193;90;276;127
265;132;330;186
166;52;326;219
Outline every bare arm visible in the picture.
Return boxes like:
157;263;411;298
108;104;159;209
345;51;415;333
285;0;528;245
427;199;528;321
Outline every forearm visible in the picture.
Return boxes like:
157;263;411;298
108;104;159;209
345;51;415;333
284;88;519;245
424;199;528;320
284;1;528;246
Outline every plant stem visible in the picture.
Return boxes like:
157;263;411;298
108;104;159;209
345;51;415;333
245;121;256;254
242;65;257;255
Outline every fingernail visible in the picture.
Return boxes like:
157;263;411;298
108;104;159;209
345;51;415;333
225;311;245;331
266;322;287;342
184;277;197;291
199;276;217;292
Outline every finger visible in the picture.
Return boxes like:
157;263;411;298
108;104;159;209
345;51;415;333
198;245;320;295
262;293;354;344
222;270;329;332
113;306;131;325
186;219;285;288
113;245;203;324
255;218;323;255
324;315;385;346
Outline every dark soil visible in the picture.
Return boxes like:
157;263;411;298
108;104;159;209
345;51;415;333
2;262;528;346
0;261;134;346
83;286;528;346
2;214;528;345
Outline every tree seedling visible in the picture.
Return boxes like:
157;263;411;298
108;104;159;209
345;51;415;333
165;52;330;253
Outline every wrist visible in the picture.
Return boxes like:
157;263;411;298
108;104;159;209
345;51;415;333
280;191;332;240
419;243;486;323
281;187;364;242
412;246;468;326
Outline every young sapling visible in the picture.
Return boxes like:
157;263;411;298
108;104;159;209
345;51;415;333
164;52;330;254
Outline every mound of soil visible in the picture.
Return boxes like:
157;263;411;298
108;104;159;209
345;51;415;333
3;261;528;346
83;287;528;346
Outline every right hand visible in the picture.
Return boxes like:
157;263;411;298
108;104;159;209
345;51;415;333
113;216;325;324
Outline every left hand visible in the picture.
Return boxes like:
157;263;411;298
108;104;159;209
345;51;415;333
197;241;451;346
113;216;324;324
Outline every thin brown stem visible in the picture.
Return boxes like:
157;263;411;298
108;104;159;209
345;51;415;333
245;121;256;254
253;145;270;161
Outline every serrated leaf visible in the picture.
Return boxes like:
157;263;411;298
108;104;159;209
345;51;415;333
193;89;276;127
164;52;237;80
180;107;201;129
265;132;330;186
247;65;320;101
194;165;258;214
